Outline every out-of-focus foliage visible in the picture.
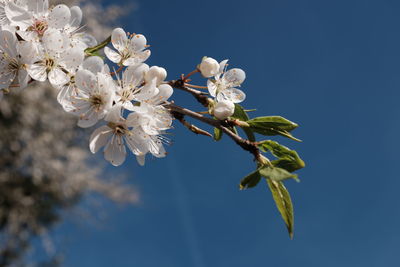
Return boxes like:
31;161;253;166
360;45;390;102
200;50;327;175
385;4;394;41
0;1;135;266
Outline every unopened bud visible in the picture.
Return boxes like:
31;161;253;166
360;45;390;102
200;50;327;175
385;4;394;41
199;57;220;78
214;100;235;120
145;66;167;85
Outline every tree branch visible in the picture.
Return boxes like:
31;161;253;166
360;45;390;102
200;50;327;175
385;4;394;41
166;103;262;162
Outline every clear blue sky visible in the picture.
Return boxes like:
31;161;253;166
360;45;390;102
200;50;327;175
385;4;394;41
52;0;400;266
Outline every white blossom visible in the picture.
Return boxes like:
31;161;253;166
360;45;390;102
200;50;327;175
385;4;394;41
207;60;246;103
5;1;71;42
0;29;35;91
90;106;169;167
26;29;83;87
104;27;150;66
57;56;109;112
70;69;116;128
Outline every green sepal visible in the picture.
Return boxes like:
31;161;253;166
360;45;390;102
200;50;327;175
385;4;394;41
214;127;223;141
239;170;262;190
267;179;295;239
259;166;299;182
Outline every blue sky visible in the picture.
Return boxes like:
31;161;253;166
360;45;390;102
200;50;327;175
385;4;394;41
51;0;400;266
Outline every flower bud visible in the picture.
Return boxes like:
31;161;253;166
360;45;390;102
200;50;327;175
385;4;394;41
199;57;220;78
214;100;235;120
145;66;167;85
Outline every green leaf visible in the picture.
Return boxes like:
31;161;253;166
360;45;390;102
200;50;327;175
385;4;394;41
246;116;300;141
240;170;262;190
214;127;223;141
247;116;298;131
259;166;299;182
258;140;305;172
272;159;304;173
232;104;256;142
267;179;295;239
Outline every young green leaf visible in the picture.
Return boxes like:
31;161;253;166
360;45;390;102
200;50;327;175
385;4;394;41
247;116;298;132
267;179;295;239
240;170;262;190
232;104;256;142
272;159;305;173
259;166;299;182
214;127;223;141
258;140;304;165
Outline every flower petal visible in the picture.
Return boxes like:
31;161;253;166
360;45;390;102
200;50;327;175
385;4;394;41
89;125;113;153
223;68;246;87
104;135;127;166
48;4;71;29
217;88;246;103
83;56;105;74
104;46;122;64
27;64;47;82
68;6;82;30
111;27;127;52
48;68;69;87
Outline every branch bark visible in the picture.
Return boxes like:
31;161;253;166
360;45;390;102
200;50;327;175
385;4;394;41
166;103;261;162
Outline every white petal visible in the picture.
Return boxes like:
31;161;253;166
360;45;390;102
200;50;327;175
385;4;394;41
104;46;122;64
48;5;71;29
104;103;123;123
223;68;246;87
27;0;48;15
135;79;159;101
136;154;146;166
83;56;104;74
150;84;173;104
0;30;17;56
125;132;148;156
217;88;246;103
17;40;37;64
219;59;229;73
122;50;151;66
89;125;113;153
42;29;69;52
149;137;167;158
59;46;84;70
129;34;147;51
17;69;29;89
27;64;47;82
5;2;31;30
207;79;218;97
75;69;97;93
122;63;148;88
104;135;127;166
68;6;82;30
48;68;69;87
111;27;127;52
77;107;99;128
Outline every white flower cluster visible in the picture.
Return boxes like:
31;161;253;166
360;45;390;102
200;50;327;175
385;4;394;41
0;0;173;166
199;57;246;120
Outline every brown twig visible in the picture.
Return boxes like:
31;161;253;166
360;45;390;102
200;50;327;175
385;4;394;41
168;80;210;107
166;103;261;162
171;111;212;138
